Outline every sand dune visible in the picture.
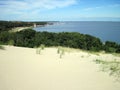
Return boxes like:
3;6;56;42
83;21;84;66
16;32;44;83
0;46;120;90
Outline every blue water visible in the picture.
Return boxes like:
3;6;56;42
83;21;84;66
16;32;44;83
34;21;120;43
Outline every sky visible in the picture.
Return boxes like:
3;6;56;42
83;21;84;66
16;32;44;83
0;0;120;21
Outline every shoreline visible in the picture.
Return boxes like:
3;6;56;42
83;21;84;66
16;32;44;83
9;26;33;32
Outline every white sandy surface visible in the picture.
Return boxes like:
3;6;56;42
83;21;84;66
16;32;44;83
0;46;120;90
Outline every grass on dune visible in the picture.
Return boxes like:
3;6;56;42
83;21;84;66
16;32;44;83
94;59;120;81
36;44;45;54
0;45;5;50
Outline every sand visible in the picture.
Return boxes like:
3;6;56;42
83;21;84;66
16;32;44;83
10;27;32;32
0;46;120;90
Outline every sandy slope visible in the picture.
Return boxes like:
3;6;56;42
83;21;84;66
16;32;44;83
0;46;120;90
10;27;32;32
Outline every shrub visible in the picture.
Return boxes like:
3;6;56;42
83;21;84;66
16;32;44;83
57;46;61;54
40;44;45;50
57;47;65;59
8;40;14;46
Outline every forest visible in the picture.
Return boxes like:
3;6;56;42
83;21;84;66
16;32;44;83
0;21;47;32
0;21;120;53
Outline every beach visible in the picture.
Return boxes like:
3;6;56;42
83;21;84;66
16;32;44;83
0;46;120;90
10;27;32;32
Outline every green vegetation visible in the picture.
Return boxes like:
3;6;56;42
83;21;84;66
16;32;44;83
0;21;48;32
0;21;120;53
104;41;120;53
36;47;41;54
0;45;4;50
94;59;120;81
60;49;65;58
36;44;45;54
40;44;45;50
57;47;65;58
57;47;61;54
8;40;14;46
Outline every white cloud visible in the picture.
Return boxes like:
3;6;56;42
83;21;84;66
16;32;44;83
108;4;120;8
0;0;77;20
83;4;120;11
83;6;103;11
0;0;77;10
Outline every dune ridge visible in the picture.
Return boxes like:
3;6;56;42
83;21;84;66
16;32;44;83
0;46;120;90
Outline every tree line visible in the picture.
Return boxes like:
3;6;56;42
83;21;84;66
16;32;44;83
0;21;48;32
0;28;120;53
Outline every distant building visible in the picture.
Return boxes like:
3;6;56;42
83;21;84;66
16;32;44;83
33;23;37;27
